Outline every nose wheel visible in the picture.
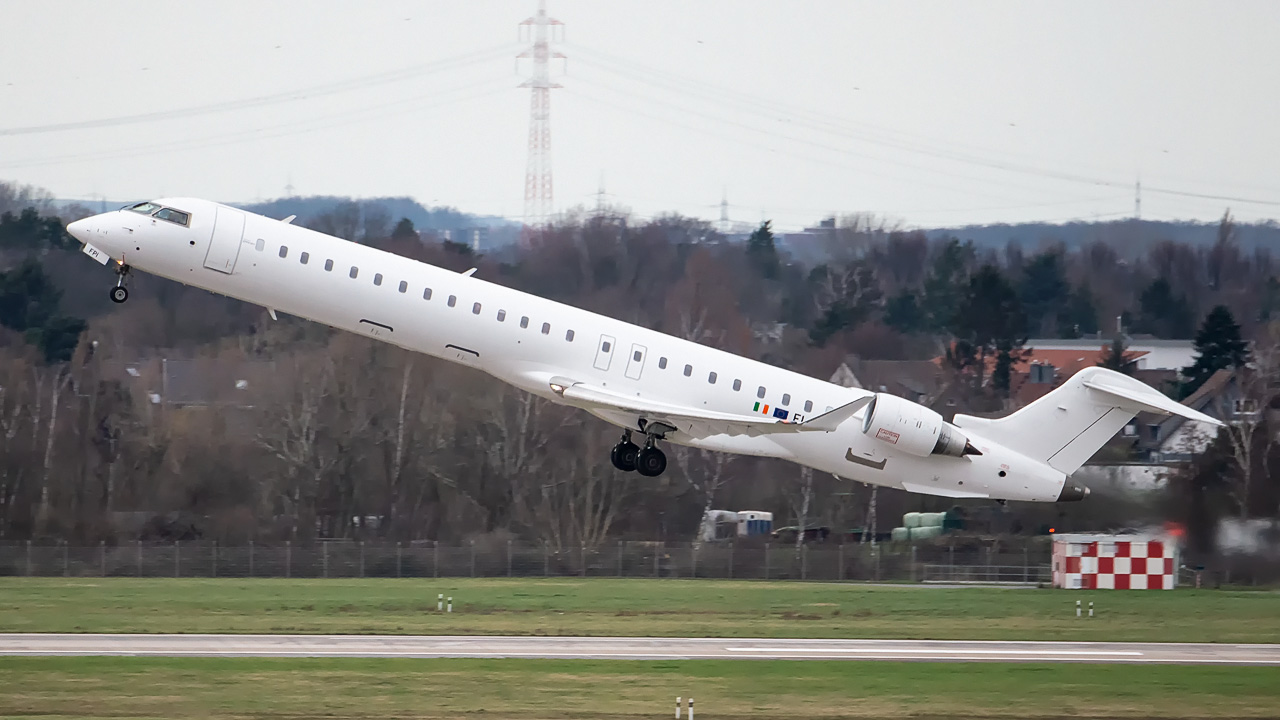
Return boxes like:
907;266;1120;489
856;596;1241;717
109;264;132;304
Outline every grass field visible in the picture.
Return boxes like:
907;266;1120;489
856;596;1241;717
1;657;1277;719
3;577;1279;642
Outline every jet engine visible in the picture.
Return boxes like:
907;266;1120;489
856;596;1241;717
861;393;981;458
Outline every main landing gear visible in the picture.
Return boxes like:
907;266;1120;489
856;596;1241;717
109;263;132;304
610;429;667;477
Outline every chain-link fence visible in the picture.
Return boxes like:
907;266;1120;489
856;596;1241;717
0;540;1054;583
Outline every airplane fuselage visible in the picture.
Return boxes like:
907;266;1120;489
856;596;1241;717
68;198;1072;502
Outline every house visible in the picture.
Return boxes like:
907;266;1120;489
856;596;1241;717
1132;368;1237;462
829;355;974;418
1025;336;1196;372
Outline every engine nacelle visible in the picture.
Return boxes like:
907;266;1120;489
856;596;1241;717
861;393;980;458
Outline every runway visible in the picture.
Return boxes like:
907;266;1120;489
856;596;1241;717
2;634;1279;664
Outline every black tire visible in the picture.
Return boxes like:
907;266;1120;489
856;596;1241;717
611;441;639;472
110;286;129;304
636;446;667;477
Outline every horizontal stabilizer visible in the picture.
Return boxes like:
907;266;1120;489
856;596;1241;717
1082;378;1224;427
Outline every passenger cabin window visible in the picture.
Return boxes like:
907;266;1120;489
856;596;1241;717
633;350;642;362
602;341;611;353
398;280;407;293
472;302;482;315
300;252;309;265
125;201;162;215
324;259;334;271
733;379;742;391
497;310;506;321
708;371;717;384
565;329;574;341
683;364;692;377
782;393;791;406
153;208;190;226
279;246;288;258
520;316;529;328
804;400;813;413
541;322;550;335
349;266;358;279
447;295;457;307
757;386;766;399
374;273;383;286
423;288;433;300
254;239;265;252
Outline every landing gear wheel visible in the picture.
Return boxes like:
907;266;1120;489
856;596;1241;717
610;441;640;472
636;445;667;477
109;286;129;304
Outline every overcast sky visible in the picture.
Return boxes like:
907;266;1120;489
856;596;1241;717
2;1;1278;229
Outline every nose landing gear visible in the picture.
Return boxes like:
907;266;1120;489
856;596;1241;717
110;264;132;304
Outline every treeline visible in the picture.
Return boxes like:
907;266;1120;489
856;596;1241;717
0;182;1275;548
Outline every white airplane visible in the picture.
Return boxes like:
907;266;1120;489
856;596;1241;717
67;199;1222;503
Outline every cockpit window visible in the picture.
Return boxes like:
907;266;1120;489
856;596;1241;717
153;208;190;227
126;201;162;215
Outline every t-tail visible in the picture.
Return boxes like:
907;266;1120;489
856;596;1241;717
952;367;1223;499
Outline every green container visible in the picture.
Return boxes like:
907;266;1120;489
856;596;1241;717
918;512;947;528
910;525;944;540
891;527;911;542
903;512;922;529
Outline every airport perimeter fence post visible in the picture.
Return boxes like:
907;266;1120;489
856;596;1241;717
874;545;881;582
249;540;254;578
691;543;698;578
728;541;733;579
655;542;662;578
323;542;329;578
617;541;623;578
62;540;68;577
359;541;365;578
396;542;402;579
212;541;217;578
764;542;770;580
136;540;141;577
580;543;586;578
544;544;549;577
949;542;955;577
26;540;31;577
1023;543;1029;583
470;540;476;578
508;540;513;578
985;546;992;582
433;541;439;578
174;540;180;578
838;542;844;582
286;540;291;578
100;540;105;577
800;544;807;581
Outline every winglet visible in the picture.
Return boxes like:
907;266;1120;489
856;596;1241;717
1083;378;1224;427
802;395;873;432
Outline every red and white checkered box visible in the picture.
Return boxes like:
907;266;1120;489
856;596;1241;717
1052;535;1177;589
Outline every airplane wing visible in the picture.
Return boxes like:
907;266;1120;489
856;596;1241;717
548;376;871;439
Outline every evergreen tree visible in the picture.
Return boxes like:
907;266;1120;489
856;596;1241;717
1137;277;1194;338
950;264;1026;395
883;290;923;333
390;217;418;240
1019;250;1069;336
746;221;780;280
0;257;85;363
1097;336;1135;375
1058;284;1099;338
1180;305;1249;398
920;237;973;332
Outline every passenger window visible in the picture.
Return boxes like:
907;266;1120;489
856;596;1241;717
633;350;642;362
733;379;742;391
782;393;791;406
565;329;574;341
374;273;383;286
683;364;692;377
255;238;265;252
497;310;507;321
423;288;433;300
349;266;358;279
279;246;288;259
602;341;612;353
300;252;309;265
757;386;766;399
154;208;190;226
520;316;529;328
658;357;668;369
708;372;717;384
324;259;334;271
472;302;482;315
447;295;457;307
398;281;407;293
804;400;813;413
541;322;550;335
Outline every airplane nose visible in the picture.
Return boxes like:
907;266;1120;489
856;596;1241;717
67;218;91;243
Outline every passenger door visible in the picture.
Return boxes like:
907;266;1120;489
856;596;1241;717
594;334;616;371
203;207;245;274
625;343;647;380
